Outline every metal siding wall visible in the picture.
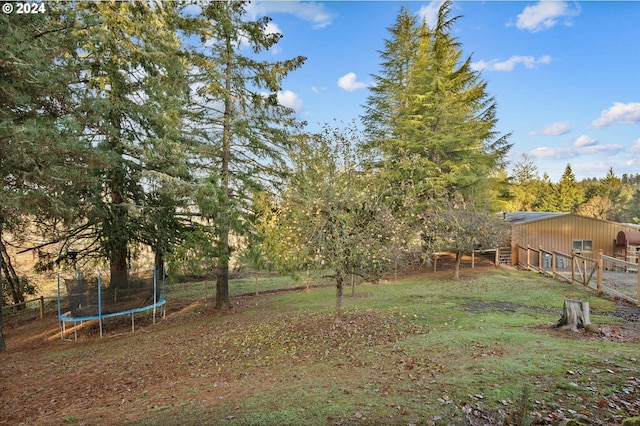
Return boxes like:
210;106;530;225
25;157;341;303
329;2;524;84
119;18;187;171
512;215;640;262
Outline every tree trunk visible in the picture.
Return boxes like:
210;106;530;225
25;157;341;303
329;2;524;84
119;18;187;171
556;299;597;332
108;193;129;290
0;221;6;352
255;274;259;296
454;251;462;279
214;33;234;311
0;240;25;305
110;250;128;291
154;249;164;300
215;255;232;309
351;274;356;297
335;272;344;322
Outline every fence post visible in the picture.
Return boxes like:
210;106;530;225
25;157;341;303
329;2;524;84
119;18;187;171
597;249;603;294
153;264;157;326
39;296;44;319
471;250;475;269
57;273;63;340
571;250;576;285
552;248;556;278
98;271;103;339
526;245;531;269
539;246;543;272
495;248;499;266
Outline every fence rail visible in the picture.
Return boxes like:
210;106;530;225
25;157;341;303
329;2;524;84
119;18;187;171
518;245;640;306
2;296;47;324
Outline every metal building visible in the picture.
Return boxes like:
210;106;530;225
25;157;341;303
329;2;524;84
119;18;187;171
505;212;640;265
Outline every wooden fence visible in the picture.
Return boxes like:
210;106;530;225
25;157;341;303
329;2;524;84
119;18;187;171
2;296;47;323
518;245;640;306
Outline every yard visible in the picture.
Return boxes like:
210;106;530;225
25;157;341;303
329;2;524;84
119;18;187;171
1;264;640;425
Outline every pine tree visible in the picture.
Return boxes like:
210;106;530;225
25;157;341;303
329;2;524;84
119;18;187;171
185;1;305;309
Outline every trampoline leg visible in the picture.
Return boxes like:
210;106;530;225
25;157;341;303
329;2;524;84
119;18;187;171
74;321;77;341
131;313;135;333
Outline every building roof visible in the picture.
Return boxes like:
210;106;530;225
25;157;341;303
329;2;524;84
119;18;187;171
504;211;640;229
503;212;569;225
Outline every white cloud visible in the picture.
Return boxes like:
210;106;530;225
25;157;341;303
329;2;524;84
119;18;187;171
529;146;572;159
246;1;335;29
417;0;445;28
311;86;326;95
337;72;367;92
515;1;580;32
534;121;571;136
265;22;280;35
471;55;551;72
578;144;624;155
529;140;623;159
591;102;640;128
277;90;303;112
631;139;640;152
574;135;597;148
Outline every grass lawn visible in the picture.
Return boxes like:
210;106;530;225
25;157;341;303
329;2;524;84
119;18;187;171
1;266;639;425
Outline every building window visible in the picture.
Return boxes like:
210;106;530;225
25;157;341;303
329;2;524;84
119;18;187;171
572;239;593;253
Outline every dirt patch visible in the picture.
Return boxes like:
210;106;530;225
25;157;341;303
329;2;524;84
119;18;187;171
0;298;427;426
465;300;543;314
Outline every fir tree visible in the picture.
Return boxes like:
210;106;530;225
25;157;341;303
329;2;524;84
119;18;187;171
0;7;94;351
185;1;305;309
361;1;510;214
555;164;584;212
65;1;190;287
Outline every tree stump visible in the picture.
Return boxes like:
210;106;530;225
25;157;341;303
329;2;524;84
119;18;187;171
556;299;598;332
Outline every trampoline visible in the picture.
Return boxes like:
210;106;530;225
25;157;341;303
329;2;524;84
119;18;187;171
57;266;166;340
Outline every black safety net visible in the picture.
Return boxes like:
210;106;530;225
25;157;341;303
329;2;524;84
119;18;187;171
63;269;161;318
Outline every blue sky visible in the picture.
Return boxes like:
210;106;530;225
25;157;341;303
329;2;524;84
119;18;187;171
244;1;640;181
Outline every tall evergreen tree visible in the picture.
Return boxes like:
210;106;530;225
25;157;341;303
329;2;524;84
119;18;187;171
509;153;540;211
0;7;94;351
185;1;305;309
362;7;421;151
533;173;556;212
554;164;584;212
600;167;622;200
361;1;511;214
64;1;190;287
